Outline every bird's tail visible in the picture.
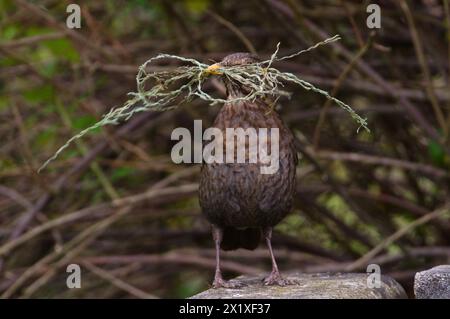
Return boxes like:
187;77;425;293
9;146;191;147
221;227;261;251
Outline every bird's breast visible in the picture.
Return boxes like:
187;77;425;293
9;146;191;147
199;100;297;227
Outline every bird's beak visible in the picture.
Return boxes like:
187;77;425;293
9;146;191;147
204;63;223;75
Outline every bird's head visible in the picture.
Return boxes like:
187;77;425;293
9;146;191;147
205;53;260;98
206;53;259;73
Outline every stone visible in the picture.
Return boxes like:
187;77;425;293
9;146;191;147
190;272;407;299
414;265;450;299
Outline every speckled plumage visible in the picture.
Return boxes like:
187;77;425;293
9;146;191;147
199;53;298;287
199;98;297;229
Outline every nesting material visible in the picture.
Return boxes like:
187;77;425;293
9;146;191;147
39;35;368;172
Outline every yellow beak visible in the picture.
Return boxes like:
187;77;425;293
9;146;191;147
204;63;223;75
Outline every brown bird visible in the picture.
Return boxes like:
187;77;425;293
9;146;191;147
199;53;298;288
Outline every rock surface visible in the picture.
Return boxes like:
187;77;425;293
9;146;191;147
191;272;407;299
414;265;450;299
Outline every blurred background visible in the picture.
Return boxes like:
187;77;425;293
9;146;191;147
1;0;449;298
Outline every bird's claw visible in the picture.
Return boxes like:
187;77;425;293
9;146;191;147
263;271;297;286
212;277;244;289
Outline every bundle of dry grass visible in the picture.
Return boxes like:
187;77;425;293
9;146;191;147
39;35;368;172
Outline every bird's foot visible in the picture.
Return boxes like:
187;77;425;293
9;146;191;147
263;271;297;286
212;277;244;289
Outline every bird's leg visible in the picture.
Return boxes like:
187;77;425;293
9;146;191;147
211;225;243;289
263;226;294;286
212;225;226;288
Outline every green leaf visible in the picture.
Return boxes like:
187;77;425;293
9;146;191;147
129;0;151;8
427;140;445;166
0;55;19;67
111;167;136;181
184;0;210;14
39;60;59;77
23;84;54;104
43;38;80;62
0;95;8;111
25;26;53;37
35;128;56;147
2;24;19;40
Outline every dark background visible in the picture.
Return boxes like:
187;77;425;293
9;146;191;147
0;0;449;298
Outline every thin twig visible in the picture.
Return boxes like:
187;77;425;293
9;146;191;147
0;184;198;257
399;0;447;140
314;149;449;179
207;10;257;55
82;262;158;299
345;203;450;271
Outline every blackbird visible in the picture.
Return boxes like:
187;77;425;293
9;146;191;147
199;53;298;288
